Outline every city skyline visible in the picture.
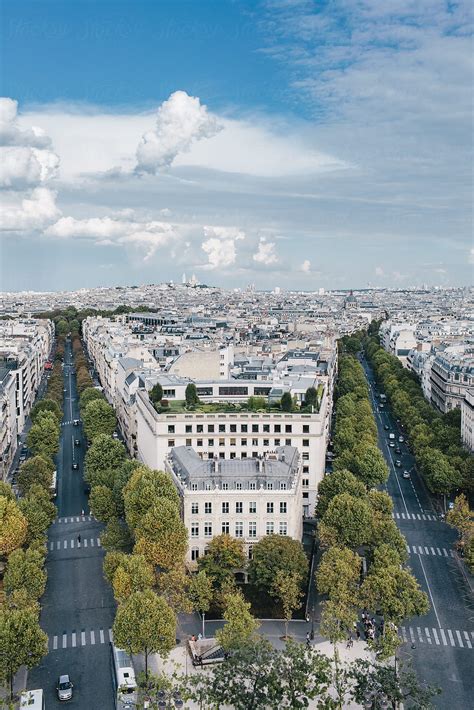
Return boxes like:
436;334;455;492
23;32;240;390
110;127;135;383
1;0;472;292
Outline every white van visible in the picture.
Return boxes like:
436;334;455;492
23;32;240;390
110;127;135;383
388;433;395;440
20;689;45;709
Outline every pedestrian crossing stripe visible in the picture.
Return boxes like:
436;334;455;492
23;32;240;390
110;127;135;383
401;626;473;649
49;538;102;550
406;544;454;557
49;628;113;651
53;515;96;524
392;512;438;521
60;420;78;427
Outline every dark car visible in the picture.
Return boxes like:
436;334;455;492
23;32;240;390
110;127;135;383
72;462;78;470
74;439;80;446
395;446;401;454
395;460;402;468
402;470;410;479
384;425;389;431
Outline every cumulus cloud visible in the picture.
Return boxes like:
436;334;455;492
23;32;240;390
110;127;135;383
201;225;245;269
300;259;311;273
45;215;176;260
136;91;221;173
253;237;278;266
375;266;385;277
0;98;52;148
0;187;60;231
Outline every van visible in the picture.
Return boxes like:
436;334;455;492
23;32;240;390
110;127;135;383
388;433;395;440
20;689;45;709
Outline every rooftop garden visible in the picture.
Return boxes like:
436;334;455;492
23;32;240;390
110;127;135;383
149;382;324;415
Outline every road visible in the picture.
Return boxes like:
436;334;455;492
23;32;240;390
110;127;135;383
27;340;116;709
360;356;474;708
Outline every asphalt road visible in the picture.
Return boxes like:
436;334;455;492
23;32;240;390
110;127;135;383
360;356;474;709
27;340;116;709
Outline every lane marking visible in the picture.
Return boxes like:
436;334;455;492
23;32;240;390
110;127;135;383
62;633;67;649
455;631;464;648
432;628;440;645
425;627;432;644
81;631;86;646
109;628;113;642
464;632;472;649
440;629;448;646
100;629;104;644
71;632;76;648
447;629;455;646
417;627;423;643
416;552;442;629
53;635;58;650
90;630;95;645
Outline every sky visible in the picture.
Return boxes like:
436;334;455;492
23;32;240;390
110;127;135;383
0;0;472;292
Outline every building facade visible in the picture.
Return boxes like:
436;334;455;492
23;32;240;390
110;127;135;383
461;389;474;453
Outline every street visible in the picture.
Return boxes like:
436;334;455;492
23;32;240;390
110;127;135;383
361;356;474;708
27;340;116;709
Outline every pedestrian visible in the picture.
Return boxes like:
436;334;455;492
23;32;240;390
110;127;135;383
346;635;353;648
361;612;366;623
306;632;311;647
197;632;202;641
356;629;361;641
81;509;84;516
77;534;81;545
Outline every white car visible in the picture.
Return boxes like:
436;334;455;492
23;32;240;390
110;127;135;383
57;674;73;701
402;470;410;479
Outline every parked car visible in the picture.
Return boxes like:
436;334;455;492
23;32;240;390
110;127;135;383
402;470;410;479
72;462;78;470
398;436;404;443
395;460;402;468
112;432;119;440
73;419;79;426
389;442;395;448
74;439;80;446
395;446;401;454
57;674;73;701
384;425;390;431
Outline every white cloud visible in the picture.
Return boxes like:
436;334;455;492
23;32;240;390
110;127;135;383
300;259;311;273
0;98;52;148
0;187;60;231
469;248;474;265
45;215;176;260
375;266;385;277
201;225;245;269
0;146;59;189
253;237;278;266
136;91;221;173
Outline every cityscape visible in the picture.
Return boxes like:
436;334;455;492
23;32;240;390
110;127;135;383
1;2;473;710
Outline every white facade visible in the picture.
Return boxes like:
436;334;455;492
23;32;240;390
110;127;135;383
166;446;303;567
461;389;474;452
0;369;17;480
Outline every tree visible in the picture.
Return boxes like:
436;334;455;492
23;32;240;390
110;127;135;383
275;639;332;708
185;383;199;407
55;319;69;336
335;442;389;488
123;466;180;531
316;546;361;604
101;518;133;552
113;590;176;678
89;485;118;522
18;486;56;545
0;481;14;500
3;548;47;602
17;455;54;497
157;567;193;615
216;591;260;651
349;659;440;709
272;571;303;639
103;551;127;585
83;399;117;441
319;493;373;550
315;469;367;518
419;449;462;497
280;391;293;412
248;535;308;594
112;554;154;604
79;386;104;410
0;607;48;700
26;413;59;461
149;382;163;404
189;571;213;638
0;496;27;555
30;398;61;424
198;534;246;590
85;435;127;488
134;499;188;570
304;387;318;408
446;493;473;553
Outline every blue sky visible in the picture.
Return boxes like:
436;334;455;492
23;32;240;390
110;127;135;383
0;0;472;291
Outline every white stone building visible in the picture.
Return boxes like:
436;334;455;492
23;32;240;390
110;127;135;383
165;445;303;567
461;389;474;453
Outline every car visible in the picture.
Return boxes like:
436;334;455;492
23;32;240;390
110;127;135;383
398;436;404;443
73;419;79;426
63;388;67;393
389;441;395;448
395;446;401;454
74;439;80;446
72;462;78;470
57;674;73;701
384;425;389;431
112;432;119;440
448;501;455;510
379;403;384;408
395;460;402;467
402;470;410;479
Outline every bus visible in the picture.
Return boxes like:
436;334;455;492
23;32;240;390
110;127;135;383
110;643;137;710
20;689;45;709
50;470;57;498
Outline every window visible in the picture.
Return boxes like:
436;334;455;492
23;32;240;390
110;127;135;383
186;439;192;447
274;439;280;446
267;502;274;513
230;452;236;459
219;424;226;433
248;545;253;559
219;438;225;446
205;482;211;490
266;522;274;535
249;481;255;489
191;503;199;514
249;522;257;538
185;424;192;433
191;524;199;537
204;523;212;537
285;424;292;433
241;424;248;433
252;424;259;433
263;439;269;447
197;439;203;447
219;386;248;396
302;478;309;488
235;482;242;490
303;425;310;434
208;424;215;433
230;424;237;433
252;451;258;458
267;482;273;490
168;439;175;447
303;466;309;474
280;482;287;491
303;439;309;447
254;387;271;396
236;502;243;513
279;522;288;536
191;483;198;491
242;452;247;459
285;439;292;446
303;492;309;499
302;452;309;460
249;501;256;513
280;502;287;514
252;438;258;447
230;438;236;446
196;387;212;396
263;424;270;433
197;424;204;433
241;438;247;446
191;548;200;561
222;502;229;513
222;522;230;534
235;522;243;537
208;439;214;447
168;425;175;434
274;424;281;433
204;502;212;514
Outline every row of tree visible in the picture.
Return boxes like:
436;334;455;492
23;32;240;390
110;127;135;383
364;335;473;496
315;351;429;661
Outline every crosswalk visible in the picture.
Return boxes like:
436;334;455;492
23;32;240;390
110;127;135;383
393;512;438;521
401;626;473;650
49;627;113;651
49;537;102;550
407;544;454;558
61;420;78;427
53;515;95;524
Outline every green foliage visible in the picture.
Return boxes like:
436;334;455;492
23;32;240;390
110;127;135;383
189;570;213;615
248;534;308;593
197;534;246;590
4;547;47;602
350;658;440;708
83;399;117;441
316;546;361;602
26;412;60;461
84;434;127;488
123;465;179;532
101;518;133;553
0;481;14;500
79;386;104;410
304;386;318;407
0;496;27;555
89;485;118;522
272;571;303;637
149;382;163;403
280;391;293;412
112;554;154;604
17;455;54;497
247;395;267;410
18;485;56;545
134;498;188;570
319;493;373;549
0;607;48;699
334;442;389;488
30;398;61;424
157;567;193;614
216;591;260;651
315;469;367;518
185;382;199;407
